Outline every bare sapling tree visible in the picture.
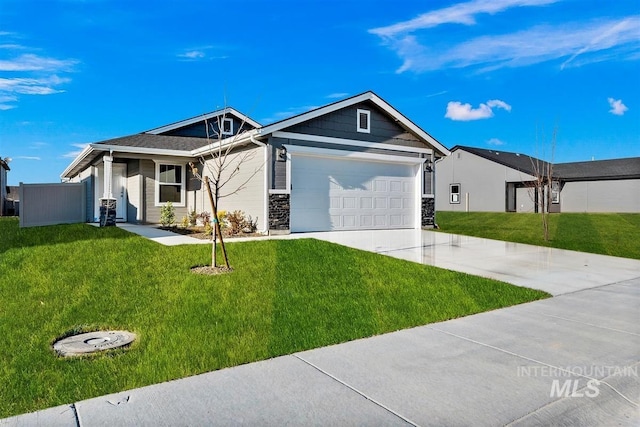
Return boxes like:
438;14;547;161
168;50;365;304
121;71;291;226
189;109;263;270
528;126;557;242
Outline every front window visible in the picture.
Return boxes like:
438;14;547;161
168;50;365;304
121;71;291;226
450;184;461;204
551;181;560;204
156;163;185;206
357;109;371;133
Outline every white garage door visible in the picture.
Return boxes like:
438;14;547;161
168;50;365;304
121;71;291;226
290;155;417;232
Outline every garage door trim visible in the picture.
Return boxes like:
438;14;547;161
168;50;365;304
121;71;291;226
286;145;425;232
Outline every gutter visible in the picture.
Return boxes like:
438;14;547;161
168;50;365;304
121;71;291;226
60;144;95;179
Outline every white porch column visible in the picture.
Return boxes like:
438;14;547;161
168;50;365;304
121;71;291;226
103;155;113;199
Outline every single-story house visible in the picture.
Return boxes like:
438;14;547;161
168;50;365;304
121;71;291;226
435;145;640;213
0;157;10;216
62;91;450;233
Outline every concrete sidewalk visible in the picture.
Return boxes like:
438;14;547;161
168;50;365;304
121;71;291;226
3;227;639;425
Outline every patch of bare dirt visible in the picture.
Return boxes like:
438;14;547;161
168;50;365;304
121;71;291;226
190;265;234;275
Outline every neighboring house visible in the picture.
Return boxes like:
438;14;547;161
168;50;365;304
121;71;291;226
0;157;9;216
436;145;640;213
553;158;640;213
6;186;19;216
62;91;450;233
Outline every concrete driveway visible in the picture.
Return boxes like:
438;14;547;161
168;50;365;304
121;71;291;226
299;229;640;296
4;228;638;425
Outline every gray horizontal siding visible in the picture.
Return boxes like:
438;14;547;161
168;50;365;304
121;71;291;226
164;117;256;138
284;101;425;148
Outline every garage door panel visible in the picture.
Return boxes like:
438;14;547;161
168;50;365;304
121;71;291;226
291;155;417;232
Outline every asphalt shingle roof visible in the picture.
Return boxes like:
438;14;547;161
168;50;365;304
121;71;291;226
554;157;640;180
454;145;640;181
96;133;208;152
452;145;551;177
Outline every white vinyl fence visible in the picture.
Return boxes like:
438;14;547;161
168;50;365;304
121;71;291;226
19;183;86;228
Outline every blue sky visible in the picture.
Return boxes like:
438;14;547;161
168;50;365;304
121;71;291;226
1;0;638;185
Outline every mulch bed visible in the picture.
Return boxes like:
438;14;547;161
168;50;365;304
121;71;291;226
158;226;264;241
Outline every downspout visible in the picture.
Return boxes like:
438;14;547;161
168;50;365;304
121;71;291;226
250;134;269;234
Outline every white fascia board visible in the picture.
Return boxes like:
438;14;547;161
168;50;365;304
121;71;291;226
257;93;373;136
146;107;261;135
273;131;433;155
284;144;426;166
60;144;95;179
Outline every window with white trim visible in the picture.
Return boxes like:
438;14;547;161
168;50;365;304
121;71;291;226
551;181;560;204
221;118;233;136
156;163;185;206
357;109;371;133
450;184;461;204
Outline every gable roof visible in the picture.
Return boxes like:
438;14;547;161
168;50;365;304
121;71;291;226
451;145;550;176
144;107;261;135
253;91;450;157
554;157;640;181
62;91;450;178
452;146;640;181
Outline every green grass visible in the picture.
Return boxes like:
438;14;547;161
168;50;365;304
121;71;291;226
0;218;548;418
436;212;640;260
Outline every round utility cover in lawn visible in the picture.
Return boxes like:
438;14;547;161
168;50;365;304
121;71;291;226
53;330;136;357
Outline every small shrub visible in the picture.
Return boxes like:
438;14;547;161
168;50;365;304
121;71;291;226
241;215;258;233
225;210;245;235
204;222;213;236
198;212;211;226
224;210;258;234
216;210;227;231
188;210;198;227
180;216;189;228
160;202;175;227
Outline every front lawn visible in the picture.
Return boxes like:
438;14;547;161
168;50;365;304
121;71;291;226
435;212;640;260
0;218;548;418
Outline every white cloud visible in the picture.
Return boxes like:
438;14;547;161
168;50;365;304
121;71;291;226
487;138;506;146
177;46;229;61
446;102;493;120
487;99;512;112
445;99;511;121
0;37;78;108
371;4;640;74
178;50;206;60
62;143;90;158
369;0;558;37
326;92;349;99
608;98;628;115
0;94;17;110
15;156;41;161
426;90;448;98
0;53;78;71
0;76;70;95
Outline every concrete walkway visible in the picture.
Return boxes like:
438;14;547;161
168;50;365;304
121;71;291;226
3;227;639;426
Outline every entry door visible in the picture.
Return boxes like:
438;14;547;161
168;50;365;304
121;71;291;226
112;164;127;221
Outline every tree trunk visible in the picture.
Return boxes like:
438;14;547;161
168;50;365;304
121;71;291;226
205;176;230;268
